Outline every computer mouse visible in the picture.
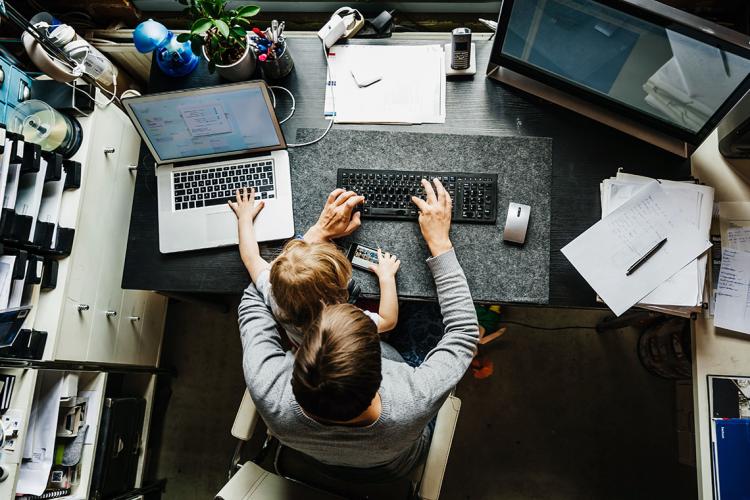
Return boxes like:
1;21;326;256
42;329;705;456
503;202;531;244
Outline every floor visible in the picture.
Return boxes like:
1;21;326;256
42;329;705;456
150;299;697;500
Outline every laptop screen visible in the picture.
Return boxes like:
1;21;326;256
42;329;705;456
124;82;284;164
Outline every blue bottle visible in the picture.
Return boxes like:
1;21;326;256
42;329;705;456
134;19;199;77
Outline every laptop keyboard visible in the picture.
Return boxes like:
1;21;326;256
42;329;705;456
172;159;275;211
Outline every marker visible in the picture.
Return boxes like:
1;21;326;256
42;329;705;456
625;237;667;276
258;53;267;62
252;27;266;38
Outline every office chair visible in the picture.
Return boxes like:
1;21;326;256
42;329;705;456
215;389;461;500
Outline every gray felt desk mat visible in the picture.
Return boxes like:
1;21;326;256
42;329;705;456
289;128;552;304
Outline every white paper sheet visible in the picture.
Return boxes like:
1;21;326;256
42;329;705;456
3;162;20;210
15;158;48;240
0;256;15;310
602;172;718;308
601;173;714;308
727;227;750;252
714;248;750;335
563;181;711;316
0;141;11;209
324;44;446;124
17;372;63;496
37;171;67;248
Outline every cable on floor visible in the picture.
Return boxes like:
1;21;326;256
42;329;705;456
499;320;598;331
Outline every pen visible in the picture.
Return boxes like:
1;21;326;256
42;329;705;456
271;19;279;42
625;237;667;276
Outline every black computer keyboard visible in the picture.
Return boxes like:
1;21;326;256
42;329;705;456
172;159;275;211
337;169;498;223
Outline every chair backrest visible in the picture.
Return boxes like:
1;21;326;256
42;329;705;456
273;445;415;499
215;461;344;500
219;393;462;500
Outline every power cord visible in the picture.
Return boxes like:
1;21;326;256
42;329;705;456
268;85;295;124
285;40;335;148
499;320;598;331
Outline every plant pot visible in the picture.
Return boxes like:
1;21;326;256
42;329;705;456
203;39;256;81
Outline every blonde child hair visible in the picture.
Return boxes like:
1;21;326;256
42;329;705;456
269;239;352;331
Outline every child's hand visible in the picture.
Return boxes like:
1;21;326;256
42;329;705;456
228;187;265;223
370;249;400;280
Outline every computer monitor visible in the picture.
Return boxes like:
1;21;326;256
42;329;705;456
487;0;750;157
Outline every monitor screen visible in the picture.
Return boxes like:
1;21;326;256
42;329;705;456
497;0;750;135
126;85;282;162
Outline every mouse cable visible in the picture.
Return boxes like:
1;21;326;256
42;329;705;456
284;39;335;148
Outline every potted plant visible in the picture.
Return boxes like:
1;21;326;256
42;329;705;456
177;0;260;81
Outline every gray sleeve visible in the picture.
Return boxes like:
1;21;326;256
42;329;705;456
238;281;292;411
411;249;479;404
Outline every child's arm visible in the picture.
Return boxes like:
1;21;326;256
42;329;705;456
370;249;401;333
229;188;271;283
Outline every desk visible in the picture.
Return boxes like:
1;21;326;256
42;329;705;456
123;33;688;306
690;131;750;500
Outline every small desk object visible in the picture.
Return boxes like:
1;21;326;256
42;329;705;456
123;34;688;307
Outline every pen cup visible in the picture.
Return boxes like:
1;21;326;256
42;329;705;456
260;44;294;80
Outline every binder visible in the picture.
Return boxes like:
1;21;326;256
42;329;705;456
0;306;31;348
7;132;23;164
62;160;80;190
42;152;63;183
41;258;58;291
49;227;74;256
0;327;47;359
32;221;54;250
90;397;146;500
712;418;750;499
20;141;41;175
24;253;42;285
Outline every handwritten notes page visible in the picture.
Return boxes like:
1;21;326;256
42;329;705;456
715;248;750;335
727;227;750;252
562;181;711;316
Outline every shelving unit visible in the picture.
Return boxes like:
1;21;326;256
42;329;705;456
0;80;168;499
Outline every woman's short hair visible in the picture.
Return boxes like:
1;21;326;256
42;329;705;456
270;239;352;331
292;303;382;422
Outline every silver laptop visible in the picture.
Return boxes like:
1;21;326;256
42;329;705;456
122;81;294;254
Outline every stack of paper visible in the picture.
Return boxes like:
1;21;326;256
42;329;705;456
562;176;713;317
600;172;714;316
323;44;446;124
714;202;750;334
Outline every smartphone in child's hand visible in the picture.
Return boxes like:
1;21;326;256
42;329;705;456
347;243;382;272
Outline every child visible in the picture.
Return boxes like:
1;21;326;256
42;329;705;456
229;187;400;345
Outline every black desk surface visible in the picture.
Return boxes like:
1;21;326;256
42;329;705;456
122;36;689;307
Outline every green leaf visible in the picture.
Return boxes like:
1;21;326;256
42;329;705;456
237;5;260;17
212;18;230;37
231;27;247;38
190;17;212;35
176;33;191;43
235;16;252;26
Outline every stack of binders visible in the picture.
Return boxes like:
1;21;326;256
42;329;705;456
0;123;81;359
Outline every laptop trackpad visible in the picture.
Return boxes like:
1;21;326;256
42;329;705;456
206;212;237;241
